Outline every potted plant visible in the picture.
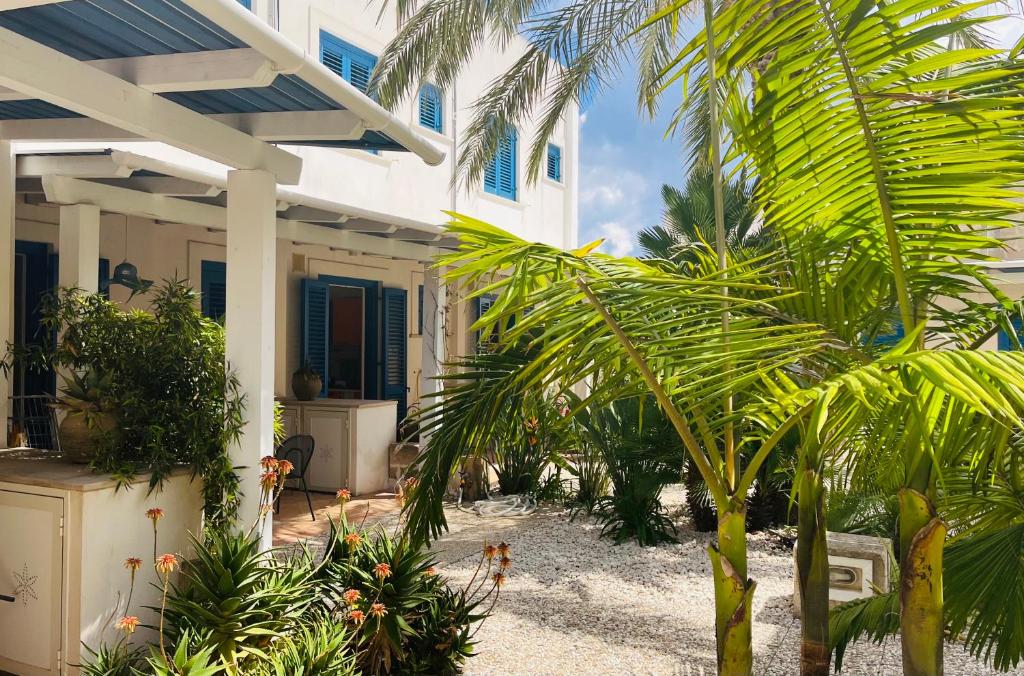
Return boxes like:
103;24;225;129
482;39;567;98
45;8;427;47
56;368;119;464
291;361;322;401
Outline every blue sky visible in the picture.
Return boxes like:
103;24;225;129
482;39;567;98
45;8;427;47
577;13;1022;257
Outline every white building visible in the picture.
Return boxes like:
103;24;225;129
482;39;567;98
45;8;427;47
2;0;579;464
0;3;577;672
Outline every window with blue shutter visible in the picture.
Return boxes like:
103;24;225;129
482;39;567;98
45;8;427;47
417;284;424;335
320;31;377;96
998;317;1024;350
484;127;517;201
200;260;227;322
301;279;331;398
237;0;252;9
475;294;498;350
382;288;408;426
546;143;562;182
418;84;443;133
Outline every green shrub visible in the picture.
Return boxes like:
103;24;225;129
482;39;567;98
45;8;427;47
255;613;357;675
160;530;317;670
577;397;681;546
35;282;244;530
319;514;503;674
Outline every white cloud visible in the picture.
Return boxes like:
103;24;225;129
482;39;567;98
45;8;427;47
596;221;636;257
581;183;625;208
579;111;588;126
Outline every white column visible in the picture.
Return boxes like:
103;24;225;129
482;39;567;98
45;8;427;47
0;141;13;446
419;264;446;443
58;204;101;293
226;169;277;541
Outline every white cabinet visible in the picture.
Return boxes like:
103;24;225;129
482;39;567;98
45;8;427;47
0;490;63;676
303;406;350;493
278;399;397;495
0;452;203;675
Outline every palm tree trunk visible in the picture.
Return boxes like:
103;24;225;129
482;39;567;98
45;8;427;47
796;468;830;675
709;504;754;675
898;488;946;675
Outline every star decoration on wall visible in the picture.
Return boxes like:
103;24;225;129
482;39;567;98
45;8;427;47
13;563;38;606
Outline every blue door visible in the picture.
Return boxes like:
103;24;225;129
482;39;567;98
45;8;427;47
382;287;408;425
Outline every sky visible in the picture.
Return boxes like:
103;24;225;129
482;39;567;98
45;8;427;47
576;12;1023;257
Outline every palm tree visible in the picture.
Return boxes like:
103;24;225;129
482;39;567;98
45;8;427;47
658;0;1024;672
638;166;769;268
384;0;1024;674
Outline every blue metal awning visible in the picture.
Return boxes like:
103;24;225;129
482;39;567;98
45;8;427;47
0;0;444;160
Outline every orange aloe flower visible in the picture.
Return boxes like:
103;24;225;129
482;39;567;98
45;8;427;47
343;589;361;605
344;532;363;547
499;556;512;571
116;615;140;634
370;602;388;618
124;557;143;572
374;562;392;580
145;507;165;524
277;459;294;477
260;455;279;470
483;544;498;561
492;572;507;587
155;553;178;576
259;470;278;491
424;566;437;576
349;610;366;625
497;542;510;558
336;488;352;503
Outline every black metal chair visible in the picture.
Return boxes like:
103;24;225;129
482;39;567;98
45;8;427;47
274;435;316;521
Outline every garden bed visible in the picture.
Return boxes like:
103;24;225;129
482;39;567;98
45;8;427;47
422;486;1020;676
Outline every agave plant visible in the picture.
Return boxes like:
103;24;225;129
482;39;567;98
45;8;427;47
159;530;318;671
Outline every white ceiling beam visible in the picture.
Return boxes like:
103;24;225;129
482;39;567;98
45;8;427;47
41;175;437;262
0;48;275;101
17;154;132;178
0;110;365;143
344;222;399;234
0;1;66;8
103;176;223;197
278;205;350;223
0;26;302;183
392;228;444;242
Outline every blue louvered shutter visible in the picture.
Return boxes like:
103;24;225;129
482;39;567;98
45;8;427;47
546;143;562;181
320;31;377;96
998;317;1024;350
484;127;517;200
475;294;498;350
418;84;442;132
237;0;252;9
302;279;330;397
417;284;424;334
200;260;227;321
98;258;110;299
382;288;408;426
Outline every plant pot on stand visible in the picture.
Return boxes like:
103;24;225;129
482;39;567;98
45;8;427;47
292;364;323;401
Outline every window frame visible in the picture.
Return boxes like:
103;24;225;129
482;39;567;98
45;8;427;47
546;143;562;182
483;127;518;201
418;84;443;134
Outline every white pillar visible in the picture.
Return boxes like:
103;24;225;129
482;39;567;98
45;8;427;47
226;169;277;540
0;141;13;446
58;204;101;293
418;265;446;443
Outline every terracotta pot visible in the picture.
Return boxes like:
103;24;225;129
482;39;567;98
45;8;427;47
291;366;323;401
59;412;118;464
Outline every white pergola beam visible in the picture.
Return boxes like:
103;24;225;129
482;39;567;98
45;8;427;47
0;1;65;8
0;110;366;144
17;154;133;179
112;177;223;197
0;48;275;100
41;176;438;262
0;26;302;183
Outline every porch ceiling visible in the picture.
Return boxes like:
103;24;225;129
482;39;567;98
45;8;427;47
16;149;460;261
0;0;445;178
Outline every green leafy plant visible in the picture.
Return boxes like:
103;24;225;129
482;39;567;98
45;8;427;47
579;397;680;546
319;511;504;674
160;530;317;670
144;631;224;676
254;612;357;676
34;281;245;530
80;640;145;676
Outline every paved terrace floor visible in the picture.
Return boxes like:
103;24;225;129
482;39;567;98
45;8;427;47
272;489;403;547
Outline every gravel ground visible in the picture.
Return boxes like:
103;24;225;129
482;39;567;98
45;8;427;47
422;486;1020;676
